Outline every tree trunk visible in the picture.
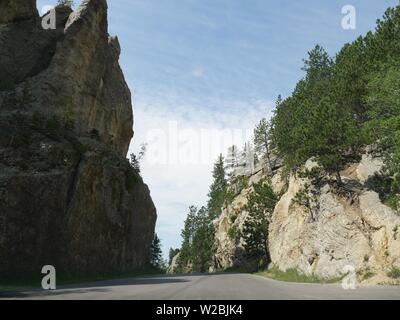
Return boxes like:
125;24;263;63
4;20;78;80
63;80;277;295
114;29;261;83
264;138;273;173
263;231;271;267
336;171;343;186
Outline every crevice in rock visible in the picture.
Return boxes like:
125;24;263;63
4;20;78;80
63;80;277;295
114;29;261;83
65;140;85;214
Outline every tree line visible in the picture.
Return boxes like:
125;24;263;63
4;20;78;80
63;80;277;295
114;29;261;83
270;5;400;208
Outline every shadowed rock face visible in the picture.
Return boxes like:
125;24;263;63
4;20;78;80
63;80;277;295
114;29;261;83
0;1;66;84
0;0;157;276
0;0;38;24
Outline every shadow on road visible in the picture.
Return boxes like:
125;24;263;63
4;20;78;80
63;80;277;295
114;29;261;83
0;275;194;299
0;288;111;299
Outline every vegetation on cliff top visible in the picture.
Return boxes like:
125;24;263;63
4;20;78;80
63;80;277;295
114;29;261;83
271;5;400;208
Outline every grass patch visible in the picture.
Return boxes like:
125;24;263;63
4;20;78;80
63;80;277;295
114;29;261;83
385;195;400;212
387;267;400;279
220;266;254;274
257;267;343;284
0;266;165;292
361;271;376;281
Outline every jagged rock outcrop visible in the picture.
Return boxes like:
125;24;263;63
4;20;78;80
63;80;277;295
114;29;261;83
213;163;286;270
167;252;180;274
214;152;400;284
213;188;250;270
269;157;400;285
0;0;157;276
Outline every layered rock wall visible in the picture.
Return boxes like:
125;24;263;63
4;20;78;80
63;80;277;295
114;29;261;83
213;154;400;284
269;160;400;284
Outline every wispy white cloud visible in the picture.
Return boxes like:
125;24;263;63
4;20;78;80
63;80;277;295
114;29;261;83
128;93;274;251
192;67;204;78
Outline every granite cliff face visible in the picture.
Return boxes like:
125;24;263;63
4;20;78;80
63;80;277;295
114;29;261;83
213;163;286;271
269;157;400;285
0;0;157;276
213;154;400;284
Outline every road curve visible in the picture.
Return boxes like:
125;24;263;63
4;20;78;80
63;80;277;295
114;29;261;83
1;273;399;300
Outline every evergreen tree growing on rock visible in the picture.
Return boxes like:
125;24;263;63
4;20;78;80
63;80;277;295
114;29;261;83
271;45;361;183
207;154;228;219
150;233;163;269
254;118;273;172
242;179;279;268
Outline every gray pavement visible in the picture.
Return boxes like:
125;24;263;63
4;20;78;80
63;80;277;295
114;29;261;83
1;273;399;300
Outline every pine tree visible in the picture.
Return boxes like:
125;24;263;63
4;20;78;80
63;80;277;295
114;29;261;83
242;179;279;268
150;233;163;268
306;97;360;184
271;44;361;181
364;62;400;209
177;206;197;270
191;207;215;272
130;154;141;173
225;145;239;179
129;143;147;175
238;142;255;176
207;155;228;219
178;206;215;272
275;94;282;108
253;118;273;172
181;206;197;246
302;44;333;86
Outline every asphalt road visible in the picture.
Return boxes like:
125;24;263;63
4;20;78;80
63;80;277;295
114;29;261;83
1;273;399;300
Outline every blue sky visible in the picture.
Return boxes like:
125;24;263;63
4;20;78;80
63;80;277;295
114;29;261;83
37;0;399;258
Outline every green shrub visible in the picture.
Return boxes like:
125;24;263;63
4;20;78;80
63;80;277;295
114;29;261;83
57;0;74;7
365;173;399;211
387;267;400;279
385;194;400;212
227;225;238;240
125;166;140;191
229;210;238;224
235;176;249;193
362;271;376;281
393;225;399;240
259;267;342;284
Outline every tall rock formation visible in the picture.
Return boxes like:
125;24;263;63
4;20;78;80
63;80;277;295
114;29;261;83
213;154;400;284
0;0;157;276
269;158;400;285
213;163;286;271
